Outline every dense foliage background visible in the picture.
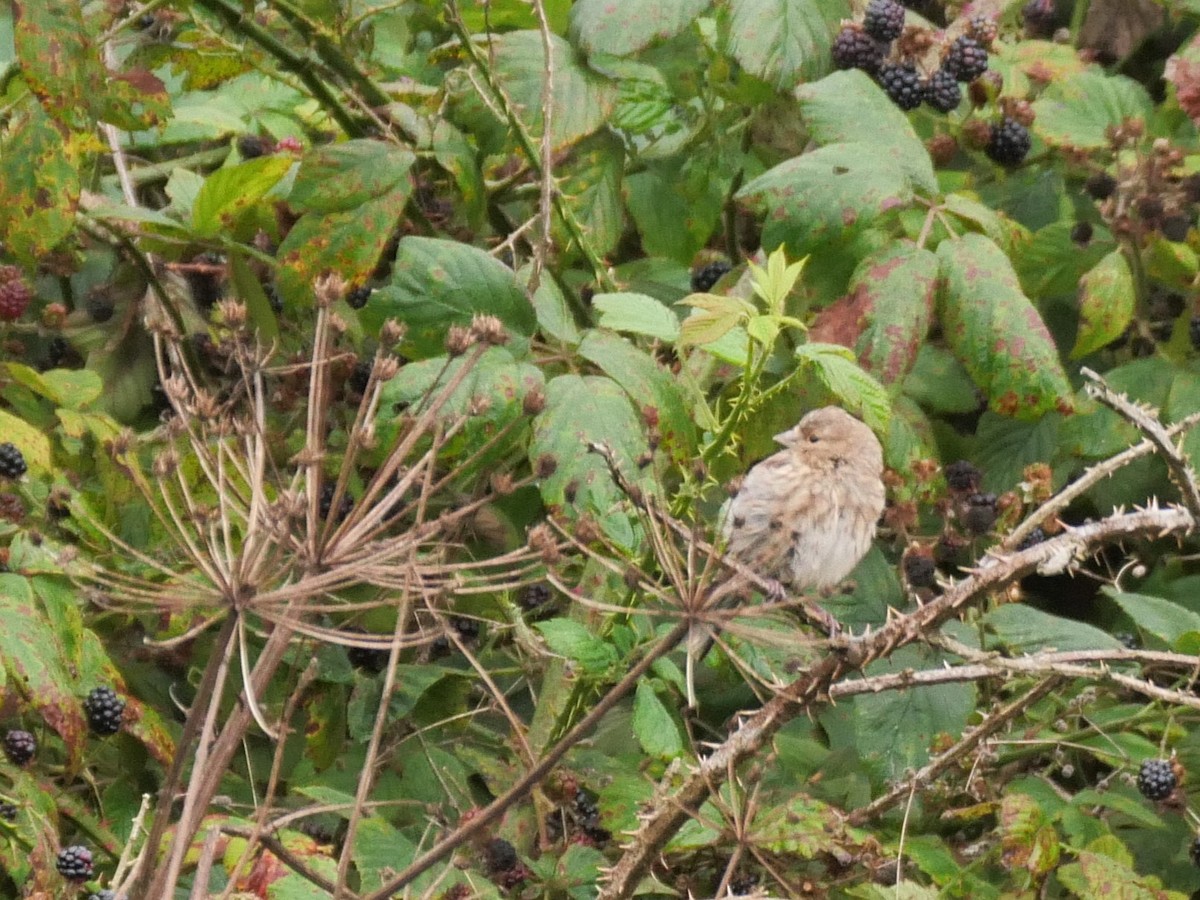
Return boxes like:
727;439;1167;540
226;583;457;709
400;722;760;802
5;0;1200;897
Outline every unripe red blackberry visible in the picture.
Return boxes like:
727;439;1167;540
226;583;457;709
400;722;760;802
0;266;32;322
3;729;36;766
1137;758;1176;800
56;845;94;881
83;686;125;736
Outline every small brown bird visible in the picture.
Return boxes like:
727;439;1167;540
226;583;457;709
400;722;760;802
723;405;886;593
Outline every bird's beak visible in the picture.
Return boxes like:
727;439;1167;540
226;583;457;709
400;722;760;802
773;427;799;447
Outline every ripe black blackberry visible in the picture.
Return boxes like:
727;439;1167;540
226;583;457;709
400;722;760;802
1114;631;1140;650
3;729;36;766
452;616;480;641
86;892;116;900
1137;758;1176;801
349;360;372;395
1161;214;1190;243
347;286;373;309
346;638;390;674
944;36;989;82
237;135;270;159
1191;835;1200;868
691;260;732;293
56;845;94;881
1189;315;1200;351
1070;221;1093;245
945;460;982;493
903;553;937;589
963;493;998;534
0;443;27;479
831;26;885;74
519;582;553;611
483;837;519;875
877;62;923;110
83;686;125;736
863;0;905;42
985;117;1031;167
264;283;283;313
0;803;15;821
730;872;761;895
1016;527;1046;551
923;68;962;113
319;483;353;523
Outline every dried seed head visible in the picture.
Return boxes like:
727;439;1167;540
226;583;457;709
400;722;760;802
380;318;407;345
490;472;516;495
471;314;509;346
527;523;560;563
109;430;135;457
314;272;347;308
328;312;348;334
375;356;401;382
522;387;546;416
151;450;179;478
446;325;476;356
217;299;247;328
574;516;601;545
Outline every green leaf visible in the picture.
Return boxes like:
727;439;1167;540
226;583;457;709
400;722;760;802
529;373;648;542
1073;249;1134;359
737;143;913;255
570;0;709;56
677;293;753;347
276;187;411;311
191;156;293;238
936;233;1074;420
849;243;938;385
1103;588;1200;647
578;330;696;461
625;160;725;264
796;71;936;193
983;605;1121;653
592;292;680;341
727;0;848;89
363;238;536;358
0;574;87;765
490;31;617;148
535;618;619;673
1032;70;1153;150
526;266;581;345
794;343;891;433
902;345;980;414
633;680;684;758
350;818;420;892
3;364;102;410
0;409;53;474
289;140;415;213
554;131;624;257
0;104;80;264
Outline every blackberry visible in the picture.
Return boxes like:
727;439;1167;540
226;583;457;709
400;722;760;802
1191;835;1200;868
237;135;270;159
1136;195;1164;225
0;443;27;479
0;803;15;821
923;68;962;113
483;837;519;875
319;483;353;523
963;493;998;534
1070;221;1093;245
1137;758;1176;801
1161;214;1190;243
831;26;885;74
945;460;982;493
985;117;1031;167
944;36;989;82
730;872;761;895
1015;527;1046;551
349;360;372;395
877;62;923;110
346;637;390;674
863;0;905;41
86;892;116;900
1190;315;1200;351
347;286;373;309
1183;173;1200;204
1022;0;1057;37
3;729;36;766
185;253;224;310
264;283;283;313
452;616;480;641
56;844;94;881
903;553;937;589
83;686;125;736
518;583;553;611
968;15;998;47
691;260;732;293
1115;631;1140;650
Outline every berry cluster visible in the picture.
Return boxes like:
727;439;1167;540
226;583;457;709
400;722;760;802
0;266;32;322
56;845;94;881
83;687;125;737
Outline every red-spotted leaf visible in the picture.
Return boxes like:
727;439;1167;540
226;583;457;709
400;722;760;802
192;156;293;238
289;141;416;213
737;142;912;254
570;0;709;56
0;105;80;265
728;0;848;89
13;2;108;126
937;234;1074;420
843;243;937;385
1073;249;1134;359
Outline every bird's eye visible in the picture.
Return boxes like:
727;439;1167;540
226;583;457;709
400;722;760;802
808;435;820;443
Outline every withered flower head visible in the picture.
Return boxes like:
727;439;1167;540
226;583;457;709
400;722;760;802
446;325;476;356
314;272;347;308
